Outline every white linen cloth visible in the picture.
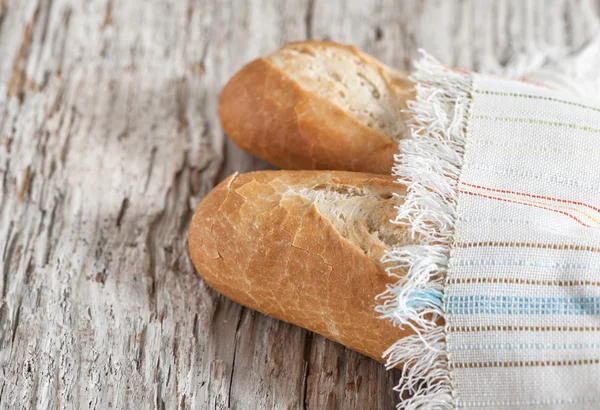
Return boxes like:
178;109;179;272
380;39;600;409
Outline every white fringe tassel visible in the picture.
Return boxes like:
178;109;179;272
376;51;472;410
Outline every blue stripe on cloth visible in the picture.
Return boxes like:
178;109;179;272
405;288;443;309
446;295;600;315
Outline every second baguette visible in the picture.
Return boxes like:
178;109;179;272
219;41;414;174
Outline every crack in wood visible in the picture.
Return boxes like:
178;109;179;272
1;230;18;300
10;303;21;344
0;0;6;32
115;197;129;228
144;146;158;192
305;0;315;39
227;307;244;409
58;106;78;165
0;379;5;406
301;331;313;409
144;211;163;316
1;220;13;260
41;194;62;267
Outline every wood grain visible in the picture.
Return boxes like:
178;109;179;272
0;0;598;409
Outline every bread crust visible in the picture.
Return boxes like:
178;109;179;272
219;41;414;174
188;170;412;362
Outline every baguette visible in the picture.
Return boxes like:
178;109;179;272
219;41;414;174
188;170;412;362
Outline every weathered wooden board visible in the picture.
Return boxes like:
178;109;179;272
0;0;598;409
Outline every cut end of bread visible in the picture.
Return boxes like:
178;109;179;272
293;178;408;270
267;41;411;142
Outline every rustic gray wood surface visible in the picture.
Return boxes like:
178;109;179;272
1;1;599;409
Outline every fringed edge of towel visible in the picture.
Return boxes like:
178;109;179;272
375;52;473;410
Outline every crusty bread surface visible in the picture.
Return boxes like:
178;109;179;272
188;170;413;362
219;41;415;174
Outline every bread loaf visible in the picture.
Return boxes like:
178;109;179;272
219;41;415;174
188;170;413;362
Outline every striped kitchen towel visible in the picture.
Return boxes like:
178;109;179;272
377;48;600;410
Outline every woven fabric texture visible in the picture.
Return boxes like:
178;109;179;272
446;74;600;409
382;51;600;409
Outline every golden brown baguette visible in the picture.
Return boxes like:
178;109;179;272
188;170;412;363
219;41;414;174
